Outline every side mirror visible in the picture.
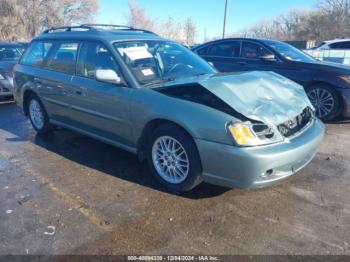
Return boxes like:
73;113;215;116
260;54;277;62
95;69;122;84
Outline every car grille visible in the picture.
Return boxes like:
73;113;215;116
277;107;314;138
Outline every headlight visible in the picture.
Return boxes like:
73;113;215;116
229;121;284;147
0;73;5;80
339;75;350;85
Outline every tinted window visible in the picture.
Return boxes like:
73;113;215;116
241;42;271;59
77;42;120;79
207;41;240;57
329;41;350;49
21;41;53;66
46;42;79;74
0;45;23;61
196;45;210;55
264;40;315;62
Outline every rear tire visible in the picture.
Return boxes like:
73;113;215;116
306;84;341;121
27;94;53;134
147;124;203;192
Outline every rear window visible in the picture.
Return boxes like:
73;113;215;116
207;41;240;57
21;41;53;66
195;45;210;55
46;42;79;74
329;41;350;49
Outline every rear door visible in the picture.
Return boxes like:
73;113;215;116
197;40;242;72
17;40;78;123
68;41;133;146
40;41;80;122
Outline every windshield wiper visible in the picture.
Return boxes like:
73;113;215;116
143;77;175;87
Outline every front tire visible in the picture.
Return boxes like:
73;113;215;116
306;84;341;121
147;124;203;192
27;94;52;134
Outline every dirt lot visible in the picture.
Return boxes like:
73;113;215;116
0;100;350;255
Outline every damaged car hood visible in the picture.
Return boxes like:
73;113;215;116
198;71;313;126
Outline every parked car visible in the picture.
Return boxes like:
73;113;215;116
0;42;26;100
192;38;350;121
311;38;350;50
13;25;324;192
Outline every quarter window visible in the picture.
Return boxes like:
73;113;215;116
77;42;120;79
46;42;79;74
241;42;272;59
207;41;240;57
21;41;53;66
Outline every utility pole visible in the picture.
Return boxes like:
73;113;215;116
222;0;228;38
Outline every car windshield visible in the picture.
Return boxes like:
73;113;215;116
264;40;315;62
0;45;24;62
113;40;215;86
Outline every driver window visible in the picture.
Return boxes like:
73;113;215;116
241;42;271;59
77;42;121;79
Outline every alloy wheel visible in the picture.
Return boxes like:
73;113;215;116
29;99;44;130
151;136;189;184
307;88;335;119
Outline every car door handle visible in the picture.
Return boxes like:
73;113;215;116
237;61;247;66
57;83;65;89
74;89;83;95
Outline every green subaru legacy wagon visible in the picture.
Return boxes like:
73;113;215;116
13;24;325;192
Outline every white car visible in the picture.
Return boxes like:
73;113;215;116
312;39;350;50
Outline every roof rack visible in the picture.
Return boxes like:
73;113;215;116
42;26;88;34
81;24;134;29
42;24;156;35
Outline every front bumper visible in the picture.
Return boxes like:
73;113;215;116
195;118;325;189
0;77;14;98
339;88;350;117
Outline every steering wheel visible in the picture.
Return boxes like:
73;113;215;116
167;63;189;75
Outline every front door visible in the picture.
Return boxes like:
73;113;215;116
236;41;277;72
68;41;134;146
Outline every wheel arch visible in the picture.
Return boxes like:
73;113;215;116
304;80;335;89
22;89;37;116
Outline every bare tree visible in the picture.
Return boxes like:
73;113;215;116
317;0;350;38
0;1;26;41
126;0;196;43
159;17;183;42
126;0;156;31
0;0;99;41
235;1;350;43
183;18;197;45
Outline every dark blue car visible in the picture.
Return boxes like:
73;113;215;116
193;38;350;121
0;42;26;100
